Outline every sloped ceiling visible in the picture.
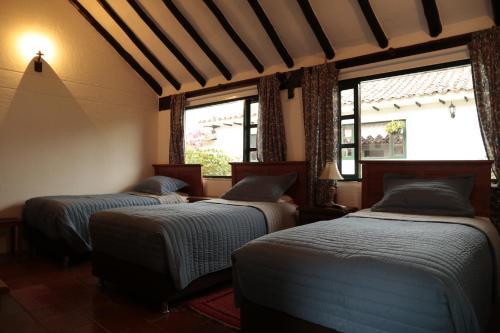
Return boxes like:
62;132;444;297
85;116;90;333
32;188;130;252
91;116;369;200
72;0;496;96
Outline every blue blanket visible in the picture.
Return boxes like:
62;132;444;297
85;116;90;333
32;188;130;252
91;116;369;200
23;193;161;253
90;202;268;289
233;216;494;333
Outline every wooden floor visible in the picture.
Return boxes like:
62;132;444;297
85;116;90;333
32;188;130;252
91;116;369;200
0;255;235;333
1;254;500;333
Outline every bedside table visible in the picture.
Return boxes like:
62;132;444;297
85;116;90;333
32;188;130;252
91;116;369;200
297;205;358;225
188;196;216;203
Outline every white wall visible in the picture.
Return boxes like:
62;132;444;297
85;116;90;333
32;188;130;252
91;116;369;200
0;0;158;251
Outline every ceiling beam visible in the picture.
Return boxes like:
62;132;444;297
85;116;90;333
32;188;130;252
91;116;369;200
247;0;294;68
296;0;335;59
162;0;232;81
203;0;264;73
96;0;180;90
68;0;162;95
421;0;442;37
492;0;500;25
357;0;388;49
127;0;205;87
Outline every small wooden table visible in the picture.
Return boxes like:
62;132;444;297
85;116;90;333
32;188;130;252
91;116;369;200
0;218;22;254
297;205;358;226
187;196;216;203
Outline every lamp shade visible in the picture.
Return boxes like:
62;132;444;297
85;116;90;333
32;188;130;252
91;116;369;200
319;161;343;180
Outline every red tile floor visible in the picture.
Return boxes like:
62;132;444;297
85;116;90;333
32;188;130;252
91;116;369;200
0;255;236;333
1;254;500;333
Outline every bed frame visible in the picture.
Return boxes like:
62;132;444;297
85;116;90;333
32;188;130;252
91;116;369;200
92;161;307;312
240;160;493;333
26;164;203;263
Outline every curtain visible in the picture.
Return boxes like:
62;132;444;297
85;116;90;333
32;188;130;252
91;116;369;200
302;63;339;205
257;73;287;162
169;93;186;164
469;27;500;178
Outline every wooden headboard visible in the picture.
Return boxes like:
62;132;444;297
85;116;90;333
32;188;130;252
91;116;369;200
230;162;308;206
152;164;203;196
361;160;493;217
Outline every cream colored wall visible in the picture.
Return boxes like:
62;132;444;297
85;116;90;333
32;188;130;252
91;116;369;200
0;0;158;252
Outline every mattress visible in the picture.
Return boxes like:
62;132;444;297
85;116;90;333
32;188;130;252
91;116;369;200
90;200;296;289
232;210;500;333
23;192;186;254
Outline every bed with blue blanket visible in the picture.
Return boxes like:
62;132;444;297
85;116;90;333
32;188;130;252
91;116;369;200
23;164;203;260
233;160;498;333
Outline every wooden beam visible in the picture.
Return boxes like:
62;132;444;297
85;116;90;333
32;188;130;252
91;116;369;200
203;0;264;73
335;32;470;69
127;0;205;87
421;0;442;37
96;0;181;90
492;0;500;25
159;32;473;110
357;0;388;48
247;0;294;68
296;0;335;59
68;0;162;95
162;0;232;81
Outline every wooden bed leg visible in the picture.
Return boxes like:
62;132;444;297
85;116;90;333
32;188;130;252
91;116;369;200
62;256;70;268
161;302;169;314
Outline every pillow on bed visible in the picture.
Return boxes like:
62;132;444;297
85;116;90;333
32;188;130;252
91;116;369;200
133;176;188;195
372;174;475;217
221;174;297;202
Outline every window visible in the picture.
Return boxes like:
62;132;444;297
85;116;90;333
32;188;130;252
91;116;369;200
338;61;487;179
184;96;258;177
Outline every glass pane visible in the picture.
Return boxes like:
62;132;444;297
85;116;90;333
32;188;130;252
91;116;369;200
250;102;259;125
250;151;258;162
341;119;355;144
250;127;257;149
340;148;356;175
185;100;244;176
359;65;486;161
340;89;354;116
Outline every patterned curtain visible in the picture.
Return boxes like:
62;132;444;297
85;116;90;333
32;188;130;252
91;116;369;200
469;27;500;179
257;74;287;162
302;63;339;205
169;93;186;164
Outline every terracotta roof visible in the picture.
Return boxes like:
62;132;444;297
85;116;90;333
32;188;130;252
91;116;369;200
342;66;473;105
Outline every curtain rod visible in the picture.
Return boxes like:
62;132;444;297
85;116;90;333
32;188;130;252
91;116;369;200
159;31;473;111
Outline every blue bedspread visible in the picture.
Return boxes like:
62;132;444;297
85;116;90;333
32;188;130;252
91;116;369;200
23;193;161;253
233;215;495;333
90;202;268;289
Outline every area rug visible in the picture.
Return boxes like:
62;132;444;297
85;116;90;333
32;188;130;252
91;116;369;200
188;287;240;330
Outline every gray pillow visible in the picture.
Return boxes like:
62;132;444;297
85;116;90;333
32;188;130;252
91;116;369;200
133;176;188;195
221;174;298;202
371;174;475;217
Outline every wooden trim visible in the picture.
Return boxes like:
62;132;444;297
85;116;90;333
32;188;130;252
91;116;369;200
296;0;335;59
203;0;264;73
493;0;500;26
96;0;181;90
357;0;388;48
248;0;294;68
127;0;206;87
421;0;442;37
68;0;162;95
162;0;232;81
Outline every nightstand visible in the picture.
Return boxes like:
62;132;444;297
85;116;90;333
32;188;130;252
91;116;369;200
188;196;216;203
297;205;358;225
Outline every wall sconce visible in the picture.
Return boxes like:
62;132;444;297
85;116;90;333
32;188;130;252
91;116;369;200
34;50;44;72
449;102;456;119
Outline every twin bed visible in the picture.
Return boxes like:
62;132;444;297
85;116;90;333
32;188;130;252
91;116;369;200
23;164;203;260
233;160;497;333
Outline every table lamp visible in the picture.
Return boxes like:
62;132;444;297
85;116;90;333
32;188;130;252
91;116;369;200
319;161;344;207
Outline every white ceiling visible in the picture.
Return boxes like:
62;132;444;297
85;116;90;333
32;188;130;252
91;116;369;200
76;0;496;96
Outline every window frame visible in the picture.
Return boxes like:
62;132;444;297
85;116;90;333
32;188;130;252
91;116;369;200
184;95;259;178
337;59;472;180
